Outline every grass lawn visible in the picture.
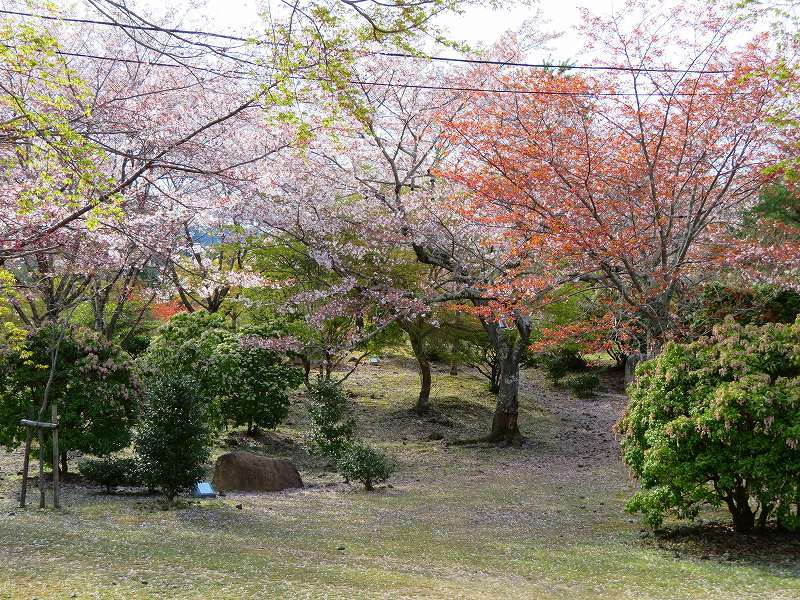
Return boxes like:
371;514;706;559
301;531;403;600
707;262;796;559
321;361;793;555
0;357;798;599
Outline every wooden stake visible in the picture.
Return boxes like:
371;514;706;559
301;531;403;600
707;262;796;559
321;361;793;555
19;425;32;508
51;403;59;509
38;427;45;509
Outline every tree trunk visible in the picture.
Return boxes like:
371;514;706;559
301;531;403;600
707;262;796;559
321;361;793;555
60;450;68;476
758;504;770;530
300;355;312;386
449;339;460;376
725;485;755;532
487;352;522;445
480;315;531;446
730;506;755;533
624;352;648;384
407;327;431;414
643;296;671;357
489;357;500;394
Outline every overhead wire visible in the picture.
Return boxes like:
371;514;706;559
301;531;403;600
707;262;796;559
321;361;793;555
0;7;736;75
21;47;741;98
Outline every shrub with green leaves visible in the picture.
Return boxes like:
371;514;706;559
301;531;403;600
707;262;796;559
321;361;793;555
619;317;800;532
535;344;587;383
0;325;141;472
134;375;213;504
211;327;303;434
307;378;356;459
687;282;800;337
562;373;600;398
138;312;231;427
306;379;395;490
79;456;140;492
336;441;395;491
140;313;301;433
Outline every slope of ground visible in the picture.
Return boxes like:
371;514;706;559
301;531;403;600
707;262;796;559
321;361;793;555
0;358;798;599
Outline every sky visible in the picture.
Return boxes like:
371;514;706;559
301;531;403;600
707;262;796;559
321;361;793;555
437;0;598;57
156;0;619;60
131;0;778;71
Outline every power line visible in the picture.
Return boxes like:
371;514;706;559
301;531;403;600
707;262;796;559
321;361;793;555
0;8;250;44
0;8;736;75
378;52;734;75
45;49;180;68
36;46;743;98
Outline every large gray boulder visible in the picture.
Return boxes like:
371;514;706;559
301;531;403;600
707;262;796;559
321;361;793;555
212;452;303;492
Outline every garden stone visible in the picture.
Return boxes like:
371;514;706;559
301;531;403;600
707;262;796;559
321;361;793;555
212;452;303;492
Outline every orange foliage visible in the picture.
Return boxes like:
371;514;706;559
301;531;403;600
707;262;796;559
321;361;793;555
438;1;792;346
150;299;185;321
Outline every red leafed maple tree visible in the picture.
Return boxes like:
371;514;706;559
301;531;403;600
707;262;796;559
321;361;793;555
439;1;791;354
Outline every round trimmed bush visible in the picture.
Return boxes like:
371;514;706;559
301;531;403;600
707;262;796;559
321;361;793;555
563;373;600;398
79;456;140;492
210;330;303;434
336;441;394;491
140;313;301;433
619;317;800;532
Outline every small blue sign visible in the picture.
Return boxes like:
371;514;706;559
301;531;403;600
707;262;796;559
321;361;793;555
193;481;216;498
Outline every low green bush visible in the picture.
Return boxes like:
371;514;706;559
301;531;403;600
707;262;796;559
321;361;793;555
307;379;356;460
336;441;395;491
306;379;395;490
79;456;140;492
619;317;800;532
535;344;587;383
563;373;600;398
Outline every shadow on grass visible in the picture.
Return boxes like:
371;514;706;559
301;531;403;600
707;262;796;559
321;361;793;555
644;522;800;573
382;397;494;426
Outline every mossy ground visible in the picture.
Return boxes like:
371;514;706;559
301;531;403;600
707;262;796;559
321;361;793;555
0;356;798;599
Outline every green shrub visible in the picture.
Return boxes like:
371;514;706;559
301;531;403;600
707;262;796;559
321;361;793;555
688;282;800;337
306;379;397;489
563;373;600;398
307;379;356;459
211;327;303;434
138;312;232;429
0;325;141;472
140;313;301;433
134;375;213;504
619;317;800;532
121;333;152;357
79;456;140;492
336;441;395;491
535;344;587;383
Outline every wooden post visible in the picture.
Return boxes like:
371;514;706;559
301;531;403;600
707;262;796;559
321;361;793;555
19;419;58;429
19;425;32;508
38;427;45;509
51;403;59;509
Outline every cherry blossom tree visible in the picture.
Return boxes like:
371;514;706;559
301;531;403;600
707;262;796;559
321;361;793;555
251;52;549;441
